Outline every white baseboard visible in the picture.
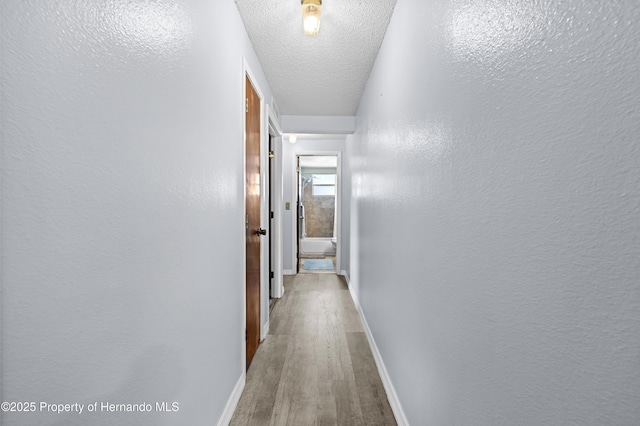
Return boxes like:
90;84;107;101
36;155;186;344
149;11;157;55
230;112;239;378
339;270;349;281
347;283;409;426
217;373;245;426
282;269;295;275
261;320;269;341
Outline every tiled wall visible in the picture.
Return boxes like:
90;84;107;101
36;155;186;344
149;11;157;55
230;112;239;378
303;177;335;238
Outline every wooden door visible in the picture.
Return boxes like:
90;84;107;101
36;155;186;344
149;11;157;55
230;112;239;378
245;75;261;368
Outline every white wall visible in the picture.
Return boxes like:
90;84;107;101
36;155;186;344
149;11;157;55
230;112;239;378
280;115;355;134
1;1;272;424
281;138;350;275
349;0;640;424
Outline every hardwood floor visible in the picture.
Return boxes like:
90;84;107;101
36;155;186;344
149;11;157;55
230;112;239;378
230;273;397;426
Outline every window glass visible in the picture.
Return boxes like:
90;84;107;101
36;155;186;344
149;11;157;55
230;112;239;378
312;185;336;196
312;174;336;185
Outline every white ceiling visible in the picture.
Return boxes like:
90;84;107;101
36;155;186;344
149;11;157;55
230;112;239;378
235;0;397;116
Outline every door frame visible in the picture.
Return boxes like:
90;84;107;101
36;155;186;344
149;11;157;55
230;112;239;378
267;107;284;299
242;58;267;369
291;150;342;274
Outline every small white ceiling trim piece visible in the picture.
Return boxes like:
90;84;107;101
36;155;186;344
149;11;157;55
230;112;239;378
284;133;347;141
299;156;338;168
235;0;398;116
281;115;355;134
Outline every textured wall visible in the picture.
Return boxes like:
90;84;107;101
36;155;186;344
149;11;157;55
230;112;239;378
349;0;640;424
302;175;335;238
1;0;271;424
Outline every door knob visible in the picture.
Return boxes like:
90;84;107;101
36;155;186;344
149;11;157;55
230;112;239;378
256;228;267;236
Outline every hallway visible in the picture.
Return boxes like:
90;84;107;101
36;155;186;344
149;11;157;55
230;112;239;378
2;0;639;424
230;274;396;425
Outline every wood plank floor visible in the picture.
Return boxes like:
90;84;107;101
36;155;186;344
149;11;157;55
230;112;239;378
230;273;397;426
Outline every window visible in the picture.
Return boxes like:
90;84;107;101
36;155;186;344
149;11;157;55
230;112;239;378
312;174;336;196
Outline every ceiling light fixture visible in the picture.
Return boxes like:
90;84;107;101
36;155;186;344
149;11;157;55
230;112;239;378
301;0;322;36
289;134;297;144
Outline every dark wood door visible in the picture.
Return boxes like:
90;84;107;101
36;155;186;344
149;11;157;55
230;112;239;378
245;75;261;368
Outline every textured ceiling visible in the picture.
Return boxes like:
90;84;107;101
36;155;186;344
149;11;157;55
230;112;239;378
235;0;397;116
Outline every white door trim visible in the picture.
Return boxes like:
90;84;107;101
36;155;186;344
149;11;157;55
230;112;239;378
267;107;284;299
291;150;342;274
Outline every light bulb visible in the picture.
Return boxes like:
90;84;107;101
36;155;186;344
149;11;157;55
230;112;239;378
301;0;322;36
